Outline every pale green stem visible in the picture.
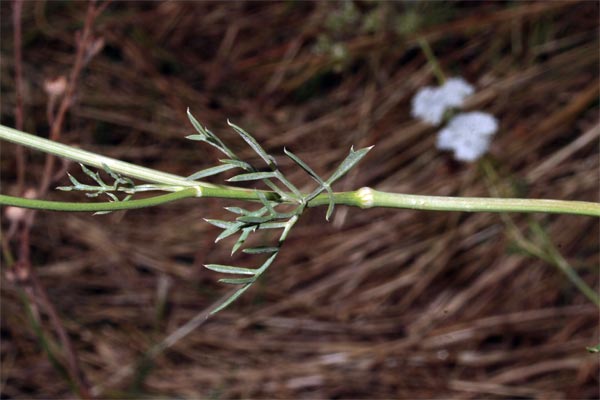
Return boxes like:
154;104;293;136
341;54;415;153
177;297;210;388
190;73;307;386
309;189;600;217
1;124;599;217
418;38;446;85
0;124;211;188
2;187;599;217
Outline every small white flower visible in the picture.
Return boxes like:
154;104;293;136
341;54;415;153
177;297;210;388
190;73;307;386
411;87;447;125
436;112;498;162
439;77;474;108
411;77;474;125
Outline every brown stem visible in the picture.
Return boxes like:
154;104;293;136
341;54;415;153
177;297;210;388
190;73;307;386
39;1;100;195
12;0;26;193
11;1;109;398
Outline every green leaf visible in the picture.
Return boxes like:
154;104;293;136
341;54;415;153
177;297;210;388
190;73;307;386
586;344;600;353
325;195;335;221
227;172;277;182
204;219;238;229
210;284;253;315
215;222;245;242
225;206;270;217
101;163;119;181
326;145;373;185
284;148;325;186
256;252;278;275
106;193;118;202
187;109;236;158
67;173;81;187
93;211;112;216
243;247;279;254
231;226;257;254
186;164;239;180
186;109;210;139
220;159;253;171
236;215;274;224
80;163;105;186
279;215;298;241
224;206;247;215
285;148;336;220
204;264;257;275
185;134;207;141
258;221;289;230
263;179;296;202
218;277;255;285
257;191;278;214
227;120;277;168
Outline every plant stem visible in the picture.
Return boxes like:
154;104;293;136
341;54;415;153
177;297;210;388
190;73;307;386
1;124;599;216
0;190;201;212
418;38;446;85
0;124;209;188
2;187;599;217
311;188;600;217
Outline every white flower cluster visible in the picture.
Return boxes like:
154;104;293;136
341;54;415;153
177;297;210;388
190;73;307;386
411;77;498;162
411;77;475;125
437;112;498;162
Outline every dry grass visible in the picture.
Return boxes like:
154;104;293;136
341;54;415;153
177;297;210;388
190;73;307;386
1;1;598;399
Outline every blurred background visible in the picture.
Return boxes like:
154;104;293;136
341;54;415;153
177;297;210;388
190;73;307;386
1;1;598;398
